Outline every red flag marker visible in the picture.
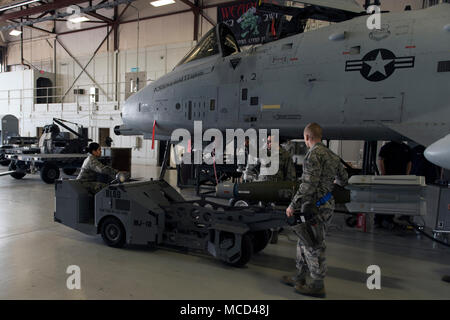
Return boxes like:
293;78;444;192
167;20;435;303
152;120;156;150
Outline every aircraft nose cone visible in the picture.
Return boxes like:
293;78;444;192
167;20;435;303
424;134;450;170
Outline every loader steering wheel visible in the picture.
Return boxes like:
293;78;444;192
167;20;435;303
110;172;130;184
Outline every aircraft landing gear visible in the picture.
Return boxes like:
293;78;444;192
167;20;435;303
362;141;379;175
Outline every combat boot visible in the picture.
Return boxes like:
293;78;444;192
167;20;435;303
294;279;326;298
281;273;306;287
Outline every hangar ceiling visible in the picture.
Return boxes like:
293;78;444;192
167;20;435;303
0;0;224;44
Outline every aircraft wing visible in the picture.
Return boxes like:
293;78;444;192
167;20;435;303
280;0;364;13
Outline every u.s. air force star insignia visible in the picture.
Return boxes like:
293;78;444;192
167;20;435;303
345;49;415;82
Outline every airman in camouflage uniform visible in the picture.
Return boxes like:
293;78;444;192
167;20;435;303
77;142;118;193
283;123;348;298
243;136;296;182
242;136;297;243
258;147;296;182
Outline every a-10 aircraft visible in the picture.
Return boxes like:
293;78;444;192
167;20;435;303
114;0;450;168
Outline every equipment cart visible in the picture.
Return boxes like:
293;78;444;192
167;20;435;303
5;153;111;184
54;177;288;267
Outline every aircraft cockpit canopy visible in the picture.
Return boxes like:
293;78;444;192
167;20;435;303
176;24;240;67
219;23;240;57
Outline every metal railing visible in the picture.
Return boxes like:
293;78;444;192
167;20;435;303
0;79;153;109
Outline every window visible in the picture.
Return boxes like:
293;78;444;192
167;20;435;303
250;97;259;106
176;103;181;110
241;88;248;101
210;99;215;111
177;28;219;66
36;127;44;139
437;61;450;72
98;128;110;147
36;77;53;104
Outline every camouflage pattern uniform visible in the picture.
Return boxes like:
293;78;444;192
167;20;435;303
76;154;118;193
244;147;296;182
289;142;348;280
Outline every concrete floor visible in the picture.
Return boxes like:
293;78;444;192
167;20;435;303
0;164;449;300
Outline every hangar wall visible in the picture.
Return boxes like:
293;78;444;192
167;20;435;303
0;40;196;165
1;0;427;165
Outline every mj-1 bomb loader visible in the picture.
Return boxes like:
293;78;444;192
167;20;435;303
54;175;289;267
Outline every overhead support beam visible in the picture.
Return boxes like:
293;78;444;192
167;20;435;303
55;19;107;23
118;3;132;21
178;0;216;27
193;0;199;41
113;2;132;51
0;0;137;32
57;9;194;36
201;13;216;27
58;27;114;102
85;11;114;24
56;37;111;102
0;0;89;22
120;9;192;25
35;11;50;20
202;1;238;10
45;39;53;49
9;18;55;34
113;5;119;51
57;23;109;36
193;11;199;41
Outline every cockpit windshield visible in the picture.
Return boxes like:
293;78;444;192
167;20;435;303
176;28;220;66
220;24;240;57
176;24;241;67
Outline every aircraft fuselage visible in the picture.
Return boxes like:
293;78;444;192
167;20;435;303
119;4;450;146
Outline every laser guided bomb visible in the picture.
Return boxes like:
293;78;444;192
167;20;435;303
54;174;289;267
216;180;351;207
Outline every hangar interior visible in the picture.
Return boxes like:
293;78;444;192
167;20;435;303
0;0;449;300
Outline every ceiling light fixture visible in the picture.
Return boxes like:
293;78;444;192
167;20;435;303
150;0;176;7
68;16;90;23
0;0;40;12
9;29;22;36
